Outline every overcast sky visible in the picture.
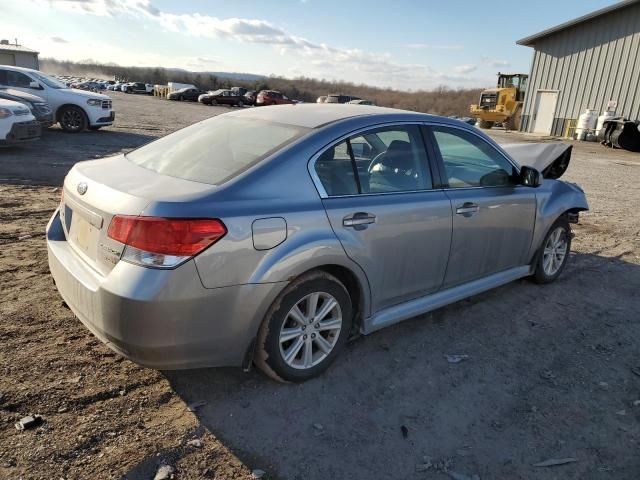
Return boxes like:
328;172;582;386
3;0;618;90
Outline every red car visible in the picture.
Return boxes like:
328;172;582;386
256;90;295;106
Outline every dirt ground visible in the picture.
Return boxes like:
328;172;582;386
1;92;639;480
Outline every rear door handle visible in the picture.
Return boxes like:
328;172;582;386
343;212;376;227
456;202;479;215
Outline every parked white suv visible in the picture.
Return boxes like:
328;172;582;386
0;98;41;145
0;66;114;133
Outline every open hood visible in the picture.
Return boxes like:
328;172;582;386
501;143;572;179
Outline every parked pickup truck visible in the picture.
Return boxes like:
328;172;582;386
0;65;114;132
0;87;54;127
0;98;41;145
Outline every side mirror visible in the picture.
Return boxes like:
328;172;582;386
29;81;42;90
519;166;541;187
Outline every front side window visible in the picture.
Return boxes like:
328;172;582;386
127;117;309;185
314;125;433;196
432;127;517;188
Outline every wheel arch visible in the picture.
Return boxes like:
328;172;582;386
55;103;87;123
528;181;588;264
243;261;370;371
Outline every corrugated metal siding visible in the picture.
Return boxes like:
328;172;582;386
521;2;640;135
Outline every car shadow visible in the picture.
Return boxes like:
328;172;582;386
162;251;640;479
0;128;156;186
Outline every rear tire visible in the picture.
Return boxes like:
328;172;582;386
532;217;571;284
255;271;352;382
478;119;494;129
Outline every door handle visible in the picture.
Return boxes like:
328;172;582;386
343;212;376;227
456;202;479;215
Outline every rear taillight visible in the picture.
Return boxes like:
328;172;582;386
107;216;226;268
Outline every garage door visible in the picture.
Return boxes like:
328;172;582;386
532;91;558;135
0;53;16;66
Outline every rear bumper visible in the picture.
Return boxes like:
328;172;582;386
46;209;285;369
0;120;41;144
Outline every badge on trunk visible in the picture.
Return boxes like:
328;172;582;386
77;182;88;195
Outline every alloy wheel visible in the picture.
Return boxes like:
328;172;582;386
61;109;83;132
542;227;568;276
278;292;342;370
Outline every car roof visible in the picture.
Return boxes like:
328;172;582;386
224;103;441;129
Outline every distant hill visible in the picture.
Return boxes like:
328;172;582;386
40;58;482;117
164;67;265;82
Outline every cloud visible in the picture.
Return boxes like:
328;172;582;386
35;0;488;88
454;64;477;74
481;56;511;68
404;43;464;51
50;36;68;43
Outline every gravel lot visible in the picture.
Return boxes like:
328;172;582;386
1;92;639;479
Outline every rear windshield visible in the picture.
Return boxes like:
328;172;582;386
126;116;309;185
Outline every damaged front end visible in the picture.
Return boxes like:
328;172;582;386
502;143;572;179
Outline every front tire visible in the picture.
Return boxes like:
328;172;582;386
478;119;494;129
255;271;352;382
532;217;572;284
504;107;522;131
59;106;88;133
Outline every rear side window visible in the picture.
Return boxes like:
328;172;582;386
314;125;433;196
0;70;32;88
127;117;309;185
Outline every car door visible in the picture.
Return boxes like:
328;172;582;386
313;124;452;313
427;125;536;288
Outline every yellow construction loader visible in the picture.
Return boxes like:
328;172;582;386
470;73;528;130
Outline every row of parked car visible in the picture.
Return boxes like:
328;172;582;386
316;94;375;105
0;66;115;146
165;85;299;107
67;79;153;95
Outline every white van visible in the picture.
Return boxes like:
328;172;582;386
0;66;114;133
0;98;41;145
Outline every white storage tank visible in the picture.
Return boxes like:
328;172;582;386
596;110;615;136
576;109;598;140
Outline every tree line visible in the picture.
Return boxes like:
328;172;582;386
40;58;483;117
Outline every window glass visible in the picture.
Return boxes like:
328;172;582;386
314;140;359;196
127;117;309;185
432;127;517;188
363;125;432;193
5;71;32;88
314;125;432;196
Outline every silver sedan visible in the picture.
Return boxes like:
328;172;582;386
47;104;588;382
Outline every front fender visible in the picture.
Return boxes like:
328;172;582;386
529;179;589;262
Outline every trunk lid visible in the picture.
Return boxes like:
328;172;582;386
61;154;216;276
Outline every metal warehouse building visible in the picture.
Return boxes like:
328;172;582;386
0;40;39;70
517;0;640;136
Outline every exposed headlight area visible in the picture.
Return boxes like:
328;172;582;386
87;98;103;106
0;107;13;118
